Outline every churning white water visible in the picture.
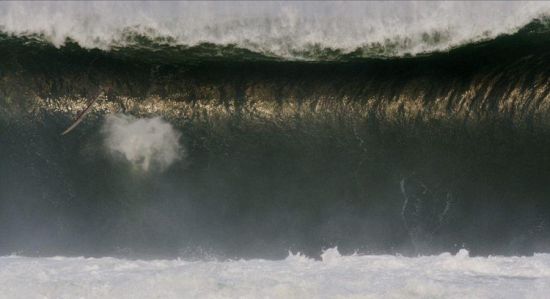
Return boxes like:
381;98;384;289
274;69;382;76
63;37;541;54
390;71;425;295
102;114;183;172
0;1;549;58
1;248;550;299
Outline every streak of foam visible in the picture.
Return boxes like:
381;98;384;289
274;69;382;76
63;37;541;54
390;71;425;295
0;2;549;58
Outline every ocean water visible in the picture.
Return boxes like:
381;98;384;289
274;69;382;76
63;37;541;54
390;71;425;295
2;2;550;298
0;1;549;58
2;249;550;299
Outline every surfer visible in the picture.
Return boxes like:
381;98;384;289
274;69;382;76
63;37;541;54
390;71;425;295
61;86;112;135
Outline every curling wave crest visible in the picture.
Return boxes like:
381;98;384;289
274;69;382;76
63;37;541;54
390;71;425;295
1;1;550;59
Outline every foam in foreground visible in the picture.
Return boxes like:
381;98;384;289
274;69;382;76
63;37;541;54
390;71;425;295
1;249;550;299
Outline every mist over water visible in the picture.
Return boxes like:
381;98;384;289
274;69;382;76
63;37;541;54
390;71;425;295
102;114;183;172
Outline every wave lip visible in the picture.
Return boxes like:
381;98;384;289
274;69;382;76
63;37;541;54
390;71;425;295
1;1;550;60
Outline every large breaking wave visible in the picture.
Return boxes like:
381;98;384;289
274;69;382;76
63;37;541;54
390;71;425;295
2;2;550;259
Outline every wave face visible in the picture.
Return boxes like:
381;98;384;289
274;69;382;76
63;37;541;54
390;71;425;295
1;1;550;59
2;2;550;259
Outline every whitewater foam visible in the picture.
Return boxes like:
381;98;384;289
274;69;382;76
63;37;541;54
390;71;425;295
0;2;549;58
1;248;550;299
102;114;183;172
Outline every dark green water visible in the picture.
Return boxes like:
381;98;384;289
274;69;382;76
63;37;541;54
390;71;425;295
2;20;550;259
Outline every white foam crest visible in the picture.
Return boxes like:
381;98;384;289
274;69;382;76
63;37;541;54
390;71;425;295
320;246;342;264
102;114;183;172
285;251;313;263
0;1;549;58
2;250;550;298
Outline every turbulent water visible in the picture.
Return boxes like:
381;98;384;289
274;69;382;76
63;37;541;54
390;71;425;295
2;1;550;297
1;1;550;59
2;249;550;299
